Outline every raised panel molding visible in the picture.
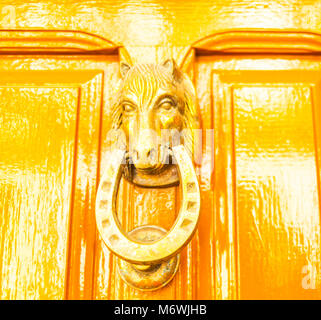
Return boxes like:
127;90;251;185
182;30;321;299
180;30;321;79
0;29;130;300
0;29;131;63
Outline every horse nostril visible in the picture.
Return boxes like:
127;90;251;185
147;148;156;161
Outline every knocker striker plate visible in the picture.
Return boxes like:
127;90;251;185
117;226;180;291
95;144;200;290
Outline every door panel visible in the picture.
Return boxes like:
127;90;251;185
194;57;321;299
233;79;320;299
0;68;104;300
0;31;123;299
0;85;78;299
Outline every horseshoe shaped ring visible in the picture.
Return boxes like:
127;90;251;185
95;144;200;289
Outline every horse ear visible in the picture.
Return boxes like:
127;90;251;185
161;58;181;82
120;62;131;78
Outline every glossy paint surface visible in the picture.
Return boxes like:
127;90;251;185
1;0;321;300
0;85;77;299
2;0;321;63
0;53;119;299
195;57;321;299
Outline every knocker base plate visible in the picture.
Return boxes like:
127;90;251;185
117;225;180;291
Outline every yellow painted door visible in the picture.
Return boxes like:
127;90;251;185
0;30;125;299
1;1;321;300
191;56;321;299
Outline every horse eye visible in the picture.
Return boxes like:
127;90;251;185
122;103;136;113
158;100;175;111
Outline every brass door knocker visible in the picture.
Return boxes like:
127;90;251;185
95;59;200;290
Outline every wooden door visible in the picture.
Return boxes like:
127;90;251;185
1;1;321;300
179;31;321;299
0;30;128;299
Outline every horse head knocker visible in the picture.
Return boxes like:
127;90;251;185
96;59;201;290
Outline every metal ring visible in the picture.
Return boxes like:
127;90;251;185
116;225;180;291
95;144;200;265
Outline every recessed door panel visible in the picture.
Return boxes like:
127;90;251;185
0;85;78;299
0;34;121;299
233;82;320;299
194;58;321;299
